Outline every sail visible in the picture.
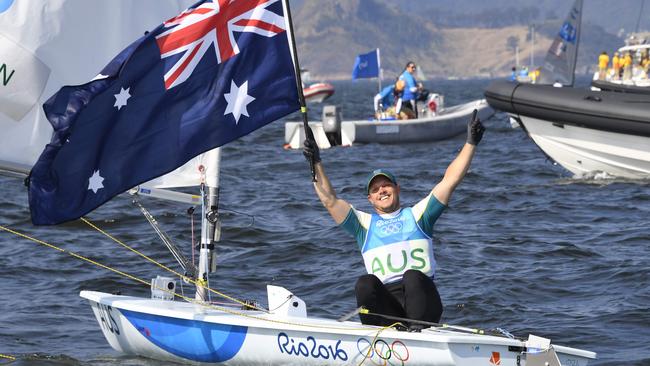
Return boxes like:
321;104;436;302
146;148;222;189
0;0;196;176
537;0;583;86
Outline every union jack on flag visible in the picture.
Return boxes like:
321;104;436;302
156;0;288;89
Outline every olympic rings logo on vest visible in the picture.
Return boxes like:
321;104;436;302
378;222;402;236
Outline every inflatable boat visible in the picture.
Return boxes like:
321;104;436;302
484;80;650;178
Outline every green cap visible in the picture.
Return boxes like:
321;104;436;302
365;169;397;194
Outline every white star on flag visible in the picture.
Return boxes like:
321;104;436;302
114;87;131;110
88;170;105;194
224;80;255;124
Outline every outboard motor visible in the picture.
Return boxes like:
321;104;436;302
322;105;342;146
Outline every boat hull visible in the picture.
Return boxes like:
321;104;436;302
342;100;493;144
304;82;335;103
284;99;493;148
514;115;650;177
81;290;595;366
485;80;650;178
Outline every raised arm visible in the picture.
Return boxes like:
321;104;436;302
432;111;485;205
303;139;351;224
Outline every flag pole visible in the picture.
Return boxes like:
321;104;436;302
282;0;316;181
376;48;382;93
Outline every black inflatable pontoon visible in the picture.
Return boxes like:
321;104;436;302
484;80;650;138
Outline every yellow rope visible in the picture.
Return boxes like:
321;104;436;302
357;322;403;366
0;353;15;361
0;224;384;333
80;217;266;312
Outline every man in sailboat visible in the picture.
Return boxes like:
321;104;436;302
303;112;485;329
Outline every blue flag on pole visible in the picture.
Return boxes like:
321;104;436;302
28;0;300;225
351;49;380;80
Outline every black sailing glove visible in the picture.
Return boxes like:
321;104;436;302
303;138;321;163
466;109;485;146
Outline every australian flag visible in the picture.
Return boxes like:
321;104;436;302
29;0;300;225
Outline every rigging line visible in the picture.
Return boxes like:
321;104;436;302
358;308;519;339
268;294;293;312
357;322;403;366
189;207;196;266
133;198;195;276
79;217;268;313
0;224;400;333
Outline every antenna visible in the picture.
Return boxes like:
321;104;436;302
635;0;645;33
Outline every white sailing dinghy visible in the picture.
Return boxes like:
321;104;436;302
1;1;595;365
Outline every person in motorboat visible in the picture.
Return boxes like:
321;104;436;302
373;79;407;120
623;51;633;81
399;61;422;118
641;50;650;77
302;112;485;329
612;52;620;80
597;51;609;80
517;66;530;83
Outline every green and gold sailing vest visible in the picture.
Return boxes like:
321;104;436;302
361;207;435;284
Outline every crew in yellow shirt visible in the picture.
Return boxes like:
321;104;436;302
623;52;633;81
611;52;620;80
598;51;609;80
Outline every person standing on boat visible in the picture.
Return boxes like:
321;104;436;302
399;61;421;118
612;52;620;80
302;112;485;329
598;51;609;80
623;51;633;81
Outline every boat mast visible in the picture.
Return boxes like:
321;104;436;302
569;0;583;87
530;24;535;69
195;148;222;302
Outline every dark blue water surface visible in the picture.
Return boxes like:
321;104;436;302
1;79;649;365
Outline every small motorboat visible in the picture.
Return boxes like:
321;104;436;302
303;82;335;103
285;94;494;149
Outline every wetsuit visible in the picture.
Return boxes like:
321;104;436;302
340;193;446;327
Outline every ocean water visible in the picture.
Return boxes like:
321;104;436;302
1;79;649;366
